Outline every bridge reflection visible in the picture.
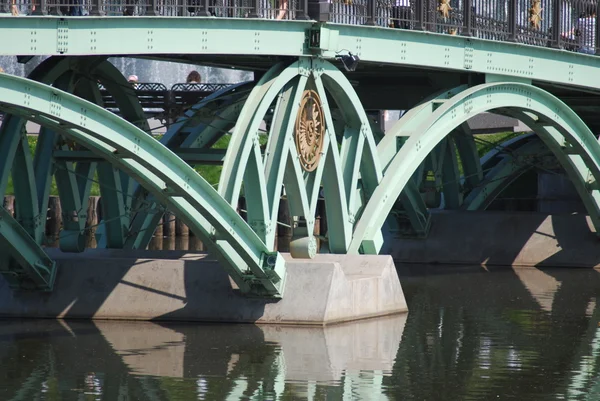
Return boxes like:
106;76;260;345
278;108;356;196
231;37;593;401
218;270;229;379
1;267;600;399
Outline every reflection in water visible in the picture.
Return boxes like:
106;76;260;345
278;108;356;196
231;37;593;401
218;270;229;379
2;267;600;399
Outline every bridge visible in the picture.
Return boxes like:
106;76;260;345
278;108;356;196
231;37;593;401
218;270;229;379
0;0;599;321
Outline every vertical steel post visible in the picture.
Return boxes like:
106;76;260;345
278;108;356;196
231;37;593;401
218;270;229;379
364;0;376;25
295;0;309;20
550;0;561;48
197;0;210;16
248;0;259;17
415;0;424;30
89;0;105;16
307;0;330;22
31;0;48;15
462;0;472;36
508;0;517;42
146;0;158;16
596;1;600;54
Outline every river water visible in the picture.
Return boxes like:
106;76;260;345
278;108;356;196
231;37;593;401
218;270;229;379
1;266;600;400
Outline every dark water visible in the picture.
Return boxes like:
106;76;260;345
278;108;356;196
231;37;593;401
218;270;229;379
2;267;600;400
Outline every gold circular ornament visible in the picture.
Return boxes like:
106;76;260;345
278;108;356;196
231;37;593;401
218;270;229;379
295;89;325;172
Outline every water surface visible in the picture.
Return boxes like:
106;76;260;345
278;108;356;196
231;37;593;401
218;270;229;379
2;267;600;400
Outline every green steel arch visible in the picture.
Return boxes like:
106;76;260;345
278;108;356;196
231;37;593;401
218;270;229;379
217;58;383;254
0;72;285;296
125;81;253;250
349;81;600;254
0;56;150;255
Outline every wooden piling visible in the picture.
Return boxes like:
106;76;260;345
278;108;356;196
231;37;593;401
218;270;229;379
175;217;189;237
3;195;14;217
46;196;62;240
176;235;189;251
163;212;176;238
154;215;164;238
86;196;99;237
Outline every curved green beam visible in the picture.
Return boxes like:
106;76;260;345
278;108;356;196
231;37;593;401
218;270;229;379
220;58;384;253
125;82;252;250
219;62;291;243
350;82;600;254
91;59;151;248
315;61;383;246
508;109;600;225
0;73;284;297
0;57;89;289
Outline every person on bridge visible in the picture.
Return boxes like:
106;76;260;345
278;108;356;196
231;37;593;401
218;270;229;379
575;7;597;55
275;0;288;20
565;6;597;55
128;75;139;89
186;70;202;84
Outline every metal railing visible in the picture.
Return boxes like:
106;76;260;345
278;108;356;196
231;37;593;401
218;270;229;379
3;0;600;55
96;82;231;122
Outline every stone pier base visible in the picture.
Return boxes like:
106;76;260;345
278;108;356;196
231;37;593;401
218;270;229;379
0;249;407;325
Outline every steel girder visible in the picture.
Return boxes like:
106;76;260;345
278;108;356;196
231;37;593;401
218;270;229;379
124;82;252;250
0;57;85;290
0;73;286;297
217;58;383;254
5;17;600;95
349;82;600;254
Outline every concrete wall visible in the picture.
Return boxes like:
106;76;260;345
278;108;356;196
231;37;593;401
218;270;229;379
384;211;600;270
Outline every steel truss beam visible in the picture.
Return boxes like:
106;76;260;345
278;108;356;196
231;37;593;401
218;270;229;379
4;17;600;94
0;73;286;297
124;82;252;250
217;58;383;255
350;82;600;254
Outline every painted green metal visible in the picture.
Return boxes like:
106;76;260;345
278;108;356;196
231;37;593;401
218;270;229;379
0;57;82;289
215;58;383;255
452;124;483;192
0;207;56;290
0;72;286;296
349;81;600;254
124;82;251;250
507;110;600;225
5;17;600;95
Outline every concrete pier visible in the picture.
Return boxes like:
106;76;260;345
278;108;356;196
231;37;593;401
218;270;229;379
0;249;407;325
386;211;600;269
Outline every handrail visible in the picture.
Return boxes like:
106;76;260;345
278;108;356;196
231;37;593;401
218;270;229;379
7;0;600;56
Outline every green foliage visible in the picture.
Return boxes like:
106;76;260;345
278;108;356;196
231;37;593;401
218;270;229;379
473;132;522;158
6;132;514;196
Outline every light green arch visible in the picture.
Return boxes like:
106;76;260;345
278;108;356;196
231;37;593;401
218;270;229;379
350;82;600;254
0;72;284;297
125;81;253;250
218;58;383;253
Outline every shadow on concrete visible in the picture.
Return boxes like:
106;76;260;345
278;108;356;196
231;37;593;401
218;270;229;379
386;210;600;276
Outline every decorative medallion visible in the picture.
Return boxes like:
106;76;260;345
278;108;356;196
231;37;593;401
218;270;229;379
529;0;543;29
438;0;452;19
295;89;325;172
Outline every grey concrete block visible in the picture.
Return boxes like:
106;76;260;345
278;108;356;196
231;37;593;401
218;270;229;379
385;210;600;269
0;250;408;325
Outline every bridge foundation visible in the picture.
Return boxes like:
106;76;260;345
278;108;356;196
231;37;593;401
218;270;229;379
386;211;600;270
0;250;407;325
